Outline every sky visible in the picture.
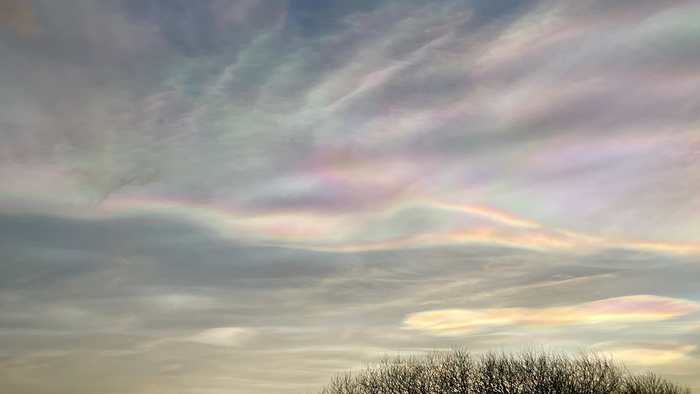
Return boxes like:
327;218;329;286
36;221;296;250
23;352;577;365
0;0;699;393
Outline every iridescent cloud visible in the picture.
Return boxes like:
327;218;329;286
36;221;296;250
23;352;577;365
2;0;700;393
3;190;699;255
403;295;700;336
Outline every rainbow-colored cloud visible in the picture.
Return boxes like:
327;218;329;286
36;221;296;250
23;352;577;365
403;295;700;336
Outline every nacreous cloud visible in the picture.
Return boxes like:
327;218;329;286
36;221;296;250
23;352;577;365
403;295;700;336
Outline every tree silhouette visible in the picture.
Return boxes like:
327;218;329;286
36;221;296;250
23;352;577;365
317;347;691;394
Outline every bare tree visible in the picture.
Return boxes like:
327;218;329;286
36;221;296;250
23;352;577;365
316;347;691;394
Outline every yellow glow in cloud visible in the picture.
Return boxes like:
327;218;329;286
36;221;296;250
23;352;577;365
187;327;256;347
609;346;696;366
613;240;700;255
593;341;697;367
415;199;541;229
403;295;700;336
258;227;579;253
